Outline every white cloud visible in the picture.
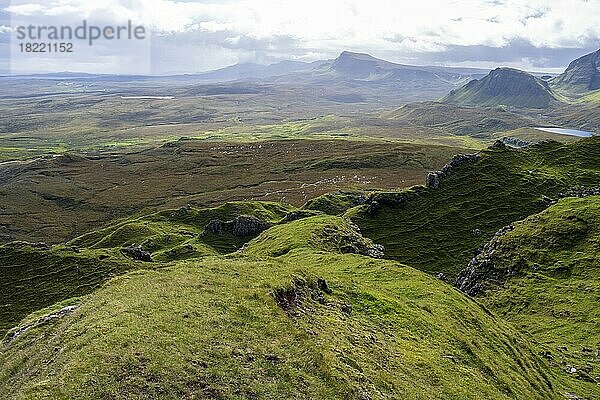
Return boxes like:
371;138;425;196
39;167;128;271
4;0;600;73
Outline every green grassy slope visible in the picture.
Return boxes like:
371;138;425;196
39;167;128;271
1;136;599;398
578;89;600;103
549;49;600;102
442;68;558;109
0;243;139;335
303;191;367;215
241;215;381;258
382;102;544;136
459;197;600;398
349;137;600;278
1;251;558;399
0;202;294;336
71;201;293;254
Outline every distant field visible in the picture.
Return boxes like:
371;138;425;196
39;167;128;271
2;77;598;163
0;138;470;244
1;76;597;244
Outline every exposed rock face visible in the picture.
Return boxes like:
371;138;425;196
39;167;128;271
121;244;153;262
500;137;531;148
272;276;351;318
230;216;271;236
425;172;441;189
425;153;479;189
30;242;51;250
559;186;600;199
319;222;385;259
202;215;272;237
203;220;225;235
272;276;329;312
455;225;515;296
365;200;380;215
3;305;78;346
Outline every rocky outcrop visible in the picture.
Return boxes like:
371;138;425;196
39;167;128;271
318;222;385;259
3;305;78;346
455;225;515;296
202;215;272;237
365;186;427;214
425;153;479;189
272;276;351;318
231;216;271;236
426;172;442;189
500;137;531;148
272;276;330;312
121;244;153;262
540;186;600;206
558;186;600;199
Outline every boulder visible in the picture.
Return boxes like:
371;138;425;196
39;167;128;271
121;244;153;262
201;215;272;237
230;215;272;237
426;172;442;189
203;219;225;235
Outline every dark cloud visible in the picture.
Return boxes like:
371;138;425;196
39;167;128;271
151;28;305;71
415;39;600;69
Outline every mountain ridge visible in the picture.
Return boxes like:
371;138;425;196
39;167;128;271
442;67;559;108
443;49;600;108
551;48;600;94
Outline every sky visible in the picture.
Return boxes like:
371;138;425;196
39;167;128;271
1;0;599;75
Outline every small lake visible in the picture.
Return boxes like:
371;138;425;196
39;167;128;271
533;127;595;137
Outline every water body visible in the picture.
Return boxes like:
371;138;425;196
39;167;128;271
533;127;595;137
120;96;174;100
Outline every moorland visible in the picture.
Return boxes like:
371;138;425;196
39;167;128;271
0;49;599;399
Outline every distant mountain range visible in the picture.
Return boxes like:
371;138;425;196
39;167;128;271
192;60;328;81
189;51;489;86
322;51;488;84
444;49;600;108
5;49;599;108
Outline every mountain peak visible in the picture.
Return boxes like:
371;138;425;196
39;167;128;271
336;51;378;61
331;51;384;78
552;48;600;92
443;67;556;108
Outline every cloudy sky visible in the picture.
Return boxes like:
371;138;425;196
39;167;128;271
1;0;599;74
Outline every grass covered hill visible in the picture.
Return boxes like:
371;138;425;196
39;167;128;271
551;49;600;98
348;136;600;279
456;196;600;398
1;214;559;399
1;135;599;398
0;201;296;335
443;67;558;109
